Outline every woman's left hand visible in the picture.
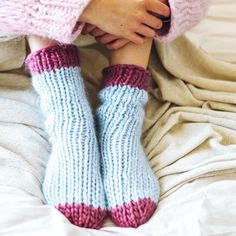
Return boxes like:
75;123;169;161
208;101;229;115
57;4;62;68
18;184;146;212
82;24;130;50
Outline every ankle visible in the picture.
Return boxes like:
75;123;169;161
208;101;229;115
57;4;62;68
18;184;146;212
110;38;153;69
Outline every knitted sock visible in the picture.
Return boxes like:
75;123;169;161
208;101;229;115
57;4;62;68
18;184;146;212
96;64;160;228
26;45;106;229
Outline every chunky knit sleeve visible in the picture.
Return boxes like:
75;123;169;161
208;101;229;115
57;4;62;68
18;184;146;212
0;0;91;44
155;0;210;42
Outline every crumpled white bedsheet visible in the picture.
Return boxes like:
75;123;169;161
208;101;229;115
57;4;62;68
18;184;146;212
0;1;236;235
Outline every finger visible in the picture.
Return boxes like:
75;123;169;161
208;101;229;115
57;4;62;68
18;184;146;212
82;24;96;35
127;33;145;44
143;13;163;29
107;39;130;50
81;27;87;35
97;34;119;45
85;24;97;33
146;0;170;17
90;28;106;37
158;0;168;4
136;25;156;38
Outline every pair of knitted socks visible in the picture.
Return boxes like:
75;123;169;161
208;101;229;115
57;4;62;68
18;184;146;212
26;44;160;229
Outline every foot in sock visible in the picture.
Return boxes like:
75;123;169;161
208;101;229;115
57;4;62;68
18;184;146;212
26;44;106;229
96;64;160;228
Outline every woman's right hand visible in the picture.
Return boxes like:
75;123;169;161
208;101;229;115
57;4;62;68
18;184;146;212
79;0;170;44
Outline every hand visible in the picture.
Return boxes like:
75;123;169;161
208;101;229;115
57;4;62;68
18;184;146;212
82;24;129;50
79;0;170;44
27;36;58;52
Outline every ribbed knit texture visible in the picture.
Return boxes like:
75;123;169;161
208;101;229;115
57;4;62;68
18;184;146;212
25;44;106;229
0;0;91;43
155;0;210;42
96;64;160;228
0;0;209;43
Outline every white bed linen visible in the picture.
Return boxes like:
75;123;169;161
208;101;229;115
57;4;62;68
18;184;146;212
0;1;236;235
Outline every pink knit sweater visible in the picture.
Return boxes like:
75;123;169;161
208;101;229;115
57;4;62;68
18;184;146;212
0;0;209;44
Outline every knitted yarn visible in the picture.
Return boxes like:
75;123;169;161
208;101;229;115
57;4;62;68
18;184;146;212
26;44;106;229
97;64;160;228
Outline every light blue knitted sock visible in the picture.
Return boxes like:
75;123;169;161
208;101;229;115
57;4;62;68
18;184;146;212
97;64;160;228
26;45;106;229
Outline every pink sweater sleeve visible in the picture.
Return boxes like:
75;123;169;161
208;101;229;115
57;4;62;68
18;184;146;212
155;0;210;42
0;0;91;44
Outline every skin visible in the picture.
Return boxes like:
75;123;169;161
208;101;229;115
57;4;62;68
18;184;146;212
82;24;131;50
82;0;169;49
110;38;153;69
27;36;57;52
28;0;169;51
79;0;170;44
27;36;152;70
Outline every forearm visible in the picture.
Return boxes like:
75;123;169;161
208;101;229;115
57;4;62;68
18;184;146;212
0;0;91;43
155;0;210;42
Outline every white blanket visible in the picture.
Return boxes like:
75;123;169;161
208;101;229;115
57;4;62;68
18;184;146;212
0;1;236;235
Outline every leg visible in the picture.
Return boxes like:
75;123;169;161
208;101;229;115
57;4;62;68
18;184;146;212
110;37;153;68
97;38;160;228
26;37;106;229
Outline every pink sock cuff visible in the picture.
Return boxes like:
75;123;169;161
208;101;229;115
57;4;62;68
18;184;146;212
102;64;151;91
25;44;80;74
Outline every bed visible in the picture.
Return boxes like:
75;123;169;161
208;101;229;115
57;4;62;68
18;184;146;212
0;0;236;235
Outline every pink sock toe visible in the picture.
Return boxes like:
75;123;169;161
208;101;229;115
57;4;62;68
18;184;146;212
57;203;106;229
109;198;157;228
